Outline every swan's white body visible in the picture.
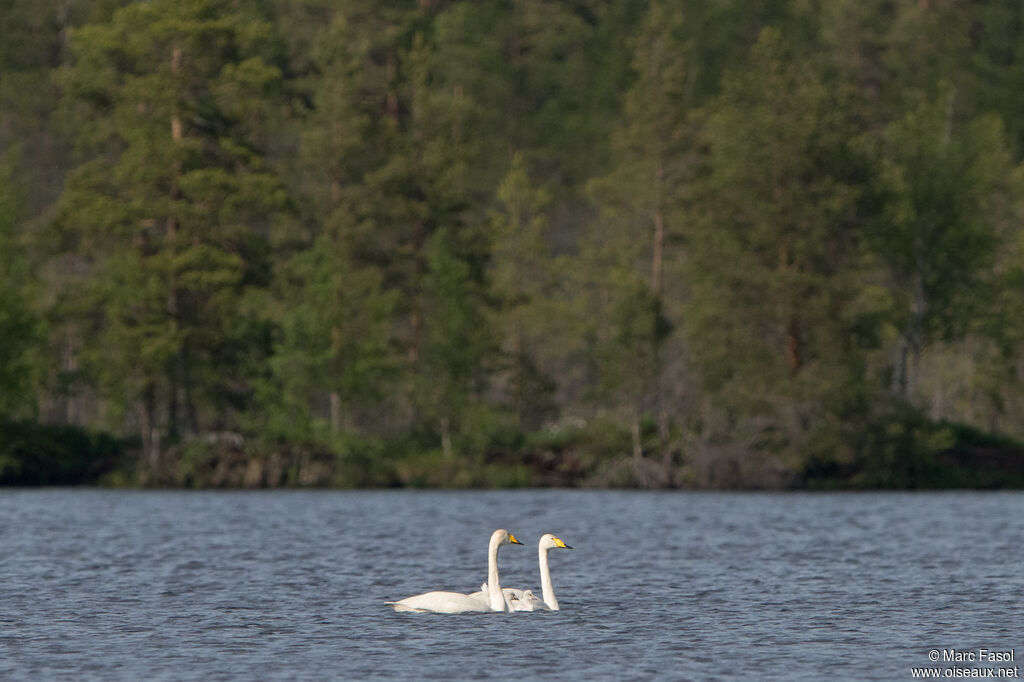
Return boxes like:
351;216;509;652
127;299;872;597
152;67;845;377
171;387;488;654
471;533;572;611
387;590;492;614
387;529;522;613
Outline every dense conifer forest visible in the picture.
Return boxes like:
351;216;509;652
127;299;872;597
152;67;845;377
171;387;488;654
3;0;1024;488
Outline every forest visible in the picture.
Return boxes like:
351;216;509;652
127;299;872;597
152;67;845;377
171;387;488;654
2;0;1024;488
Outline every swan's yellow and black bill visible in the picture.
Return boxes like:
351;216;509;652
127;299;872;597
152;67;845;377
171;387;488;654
553;537;573;549
509;533;523;545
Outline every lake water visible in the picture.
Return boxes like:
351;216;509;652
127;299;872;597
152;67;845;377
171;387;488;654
0;489;1020;680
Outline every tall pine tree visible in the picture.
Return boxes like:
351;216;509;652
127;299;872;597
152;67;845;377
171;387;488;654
53;0;287;459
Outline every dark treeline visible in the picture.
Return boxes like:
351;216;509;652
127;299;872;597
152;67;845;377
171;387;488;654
3;0;1024;488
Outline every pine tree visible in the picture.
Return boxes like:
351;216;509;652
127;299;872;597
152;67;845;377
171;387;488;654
692;29;837;381
419;227;497;458
489;152;557;429
53;0;287;459
584;0;692;468
0;157;44;416
255;4;409;445
685;27;863;477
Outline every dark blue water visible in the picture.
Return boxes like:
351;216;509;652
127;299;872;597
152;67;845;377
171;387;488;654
0;490;1020;680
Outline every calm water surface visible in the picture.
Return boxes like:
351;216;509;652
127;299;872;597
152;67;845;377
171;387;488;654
0;489;1021;680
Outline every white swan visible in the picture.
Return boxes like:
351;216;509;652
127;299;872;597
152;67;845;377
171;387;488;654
386;529;523;613
472;533;572;611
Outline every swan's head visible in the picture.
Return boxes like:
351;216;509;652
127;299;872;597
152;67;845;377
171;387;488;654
493;529;523;546
540;533;573;550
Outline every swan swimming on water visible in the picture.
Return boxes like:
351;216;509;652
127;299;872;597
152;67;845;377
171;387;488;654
472;533;573;611
386;529;523;613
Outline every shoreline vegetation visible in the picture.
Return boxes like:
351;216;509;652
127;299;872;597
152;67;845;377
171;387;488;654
2;417;1022;490
5;2;1024;490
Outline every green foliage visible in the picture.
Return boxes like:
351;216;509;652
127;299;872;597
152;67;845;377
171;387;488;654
417;227;498;450
874;91;1012;341
0;156;44;417
489;153;558;428
688;28;854;412
0;417;123;485
258;231;398;444
2;0;1023;488
52;0;288;450
803;404;1024;490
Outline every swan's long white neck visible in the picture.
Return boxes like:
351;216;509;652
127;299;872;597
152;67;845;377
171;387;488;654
487;534;506;611
539;544;559;610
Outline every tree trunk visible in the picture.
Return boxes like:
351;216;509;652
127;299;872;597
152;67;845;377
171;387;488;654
176;350;198;435
166;44;184;439
330;169;344;434
892;251;928;397
141;383;160;464
408;221;425;365
330;325;342;435
651;161;668;465
440;415;453;459
631;413;643;459
60;332;79;424
651;161;665;296
778;243;801;375
510;314;526;427
786;315;801;375
658;404;671;469
386;53;399;123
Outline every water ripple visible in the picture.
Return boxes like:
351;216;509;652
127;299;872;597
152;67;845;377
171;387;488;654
0;489;1021;679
